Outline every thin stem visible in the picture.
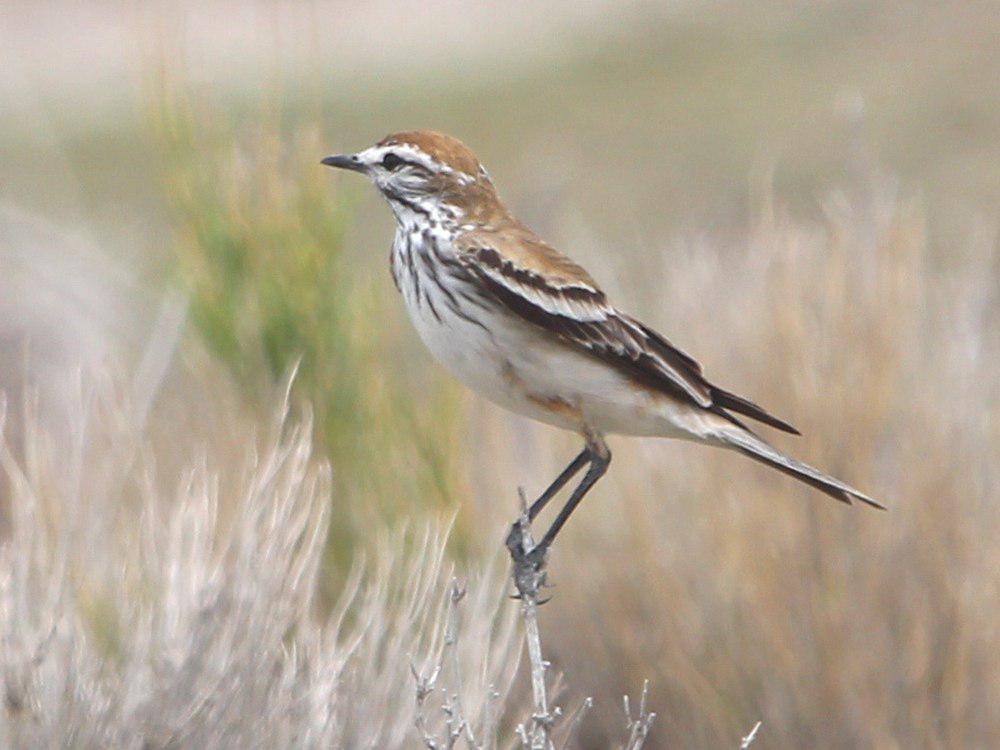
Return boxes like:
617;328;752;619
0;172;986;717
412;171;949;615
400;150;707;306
740;721;762;748
507;489;555;750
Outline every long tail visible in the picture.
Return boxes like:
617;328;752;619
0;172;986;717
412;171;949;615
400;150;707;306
710;385;801;435
718;427;885;510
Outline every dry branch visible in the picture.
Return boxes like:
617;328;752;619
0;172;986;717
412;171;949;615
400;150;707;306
621;681;657;749
506;489;557;749
505;488;655;750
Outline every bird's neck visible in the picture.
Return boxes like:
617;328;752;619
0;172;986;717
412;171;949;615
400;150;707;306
385;193;463;233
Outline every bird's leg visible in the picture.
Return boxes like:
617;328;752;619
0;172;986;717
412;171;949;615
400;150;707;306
507;436;611;574
536;436;610;552
504;442;606;745
506;448;591;556
528;448;591;520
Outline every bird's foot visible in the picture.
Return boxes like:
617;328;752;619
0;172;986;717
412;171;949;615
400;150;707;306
506;498;551;602
506;522;549;567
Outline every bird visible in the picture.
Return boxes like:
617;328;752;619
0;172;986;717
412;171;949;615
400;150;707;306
322;130;883;564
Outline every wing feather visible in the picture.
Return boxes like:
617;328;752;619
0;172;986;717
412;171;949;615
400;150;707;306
456;231;799;434
459;240;714;407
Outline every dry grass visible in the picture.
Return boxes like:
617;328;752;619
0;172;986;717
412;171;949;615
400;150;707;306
144;37;998;750
466;180;1000;748
0;380;521;748
3;2;999;746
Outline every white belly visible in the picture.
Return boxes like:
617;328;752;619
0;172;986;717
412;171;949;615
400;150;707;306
393;231;709;440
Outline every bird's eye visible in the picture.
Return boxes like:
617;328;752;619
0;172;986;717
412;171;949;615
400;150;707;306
381;153;404;171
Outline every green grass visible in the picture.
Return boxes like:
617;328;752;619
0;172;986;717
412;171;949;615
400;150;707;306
149;80;465;565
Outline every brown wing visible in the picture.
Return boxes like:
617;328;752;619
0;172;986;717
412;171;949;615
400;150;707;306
456;228;799;434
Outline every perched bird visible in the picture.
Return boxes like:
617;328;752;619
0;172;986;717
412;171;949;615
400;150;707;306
322;130;883;562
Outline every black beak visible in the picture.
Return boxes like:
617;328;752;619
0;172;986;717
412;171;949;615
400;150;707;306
321;154;366;172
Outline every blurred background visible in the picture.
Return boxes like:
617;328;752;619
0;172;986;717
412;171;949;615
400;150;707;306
2;1;998;747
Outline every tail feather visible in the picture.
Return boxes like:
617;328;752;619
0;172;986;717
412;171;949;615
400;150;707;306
719;427;885;510
711;386;801;435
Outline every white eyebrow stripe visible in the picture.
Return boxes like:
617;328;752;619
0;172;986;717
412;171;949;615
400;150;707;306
388;144;447;172
366;144;476;184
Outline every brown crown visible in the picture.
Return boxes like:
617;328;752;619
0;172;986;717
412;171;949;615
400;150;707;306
378;130;483;176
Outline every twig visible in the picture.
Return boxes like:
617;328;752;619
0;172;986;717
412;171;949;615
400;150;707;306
740;720;762;748
506;488;556;749
445;579;476;746
412;661;443;749
411;579;477;749
622;680;656;750
505;489;656;750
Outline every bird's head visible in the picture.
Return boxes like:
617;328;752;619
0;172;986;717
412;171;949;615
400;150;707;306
322;130;500;223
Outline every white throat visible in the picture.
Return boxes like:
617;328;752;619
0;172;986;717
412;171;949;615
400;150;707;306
384;193;463;231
